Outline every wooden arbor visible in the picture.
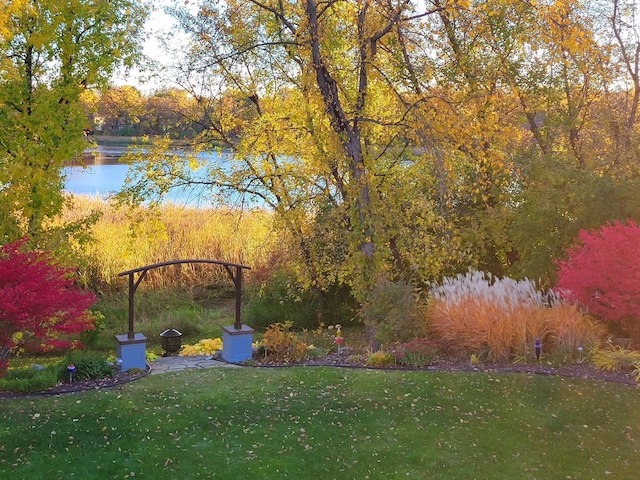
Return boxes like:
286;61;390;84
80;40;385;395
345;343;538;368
118;259;251;339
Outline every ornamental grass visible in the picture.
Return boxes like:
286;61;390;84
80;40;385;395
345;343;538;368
590;344;640;372
543;303;605;354
428;270;603;362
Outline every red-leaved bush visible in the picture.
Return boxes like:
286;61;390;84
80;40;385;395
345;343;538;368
556;220;640;343
0;239;97;376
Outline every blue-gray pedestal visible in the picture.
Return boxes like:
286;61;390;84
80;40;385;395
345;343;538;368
115;333;147;371
221;325;254;363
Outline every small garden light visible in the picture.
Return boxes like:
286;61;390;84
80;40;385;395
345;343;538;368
67;363;76;383
578;346;584;362
534;338;542;361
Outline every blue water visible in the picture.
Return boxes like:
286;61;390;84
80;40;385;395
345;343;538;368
63;146;219;206
64;163;131;197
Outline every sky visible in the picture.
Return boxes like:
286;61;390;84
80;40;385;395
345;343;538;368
113;0;188;93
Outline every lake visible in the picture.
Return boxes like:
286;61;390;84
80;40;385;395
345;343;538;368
64;145;219;206
64;146;130;196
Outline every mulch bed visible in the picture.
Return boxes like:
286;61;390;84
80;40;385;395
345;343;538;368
0;368;150;399
1;354;636;399
256;352;639;386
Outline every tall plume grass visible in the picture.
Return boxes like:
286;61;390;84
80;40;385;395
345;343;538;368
543;304;605;353
62;196;279;290
428;270;603;362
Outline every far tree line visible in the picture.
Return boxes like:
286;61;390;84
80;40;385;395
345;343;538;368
81;86;226;139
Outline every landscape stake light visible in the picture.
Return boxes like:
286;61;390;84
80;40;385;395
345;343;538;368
578;346;584;362
67;364;76;383
534;338;542;361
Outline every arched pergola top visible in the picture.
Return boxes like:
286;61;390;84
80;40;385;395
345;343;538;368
118;259;251;339
118;259;251;277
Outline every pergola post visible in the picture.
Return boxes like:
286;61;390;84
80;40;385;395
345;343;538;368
117;259;253;367
128;273;135;340
234;266;242;330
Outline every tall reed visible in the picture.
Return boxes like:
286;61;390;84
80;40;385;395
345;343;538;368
62;195;279;290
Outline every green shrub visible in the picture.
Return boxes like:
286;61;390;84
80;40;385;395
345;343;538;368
0;366;58;393
245;269;358;332
244;270;320;331
362;278;424;345
320;282;360;326
58;351;115;382
79;310;106;347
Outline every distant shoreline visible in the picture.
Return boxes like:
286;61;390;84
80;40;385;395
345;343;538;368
93;135;137;146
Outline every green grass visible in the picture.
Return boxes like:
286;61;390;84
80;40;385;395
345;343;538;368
1;367;639;479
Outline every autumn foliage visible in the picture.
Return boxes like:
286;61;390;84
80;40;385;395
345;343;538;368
0;239;97;375
556;220;640;343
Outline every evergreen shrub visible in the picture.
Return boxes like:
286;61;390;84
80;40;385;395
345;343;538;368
58;351;115;382
245;268;357;331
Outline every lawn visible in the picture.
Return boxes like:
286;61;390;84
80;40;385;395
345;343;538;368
1;367;639;479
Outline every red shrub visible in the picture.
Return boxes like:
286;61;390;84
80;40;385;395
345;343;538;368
392;338;441;367
556;220;640;343
0;239;97;375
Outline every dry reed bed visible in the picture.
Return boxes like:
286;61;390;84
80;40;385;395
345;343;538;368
62;195;279;289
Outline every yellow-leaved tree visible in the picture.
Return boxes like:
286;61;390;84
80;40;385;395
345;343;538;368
117;0;640;333
120;0;470;302
0;0;148;253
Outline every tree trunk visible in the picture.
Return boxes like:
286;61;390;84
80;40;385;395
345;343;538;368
304;0;375;273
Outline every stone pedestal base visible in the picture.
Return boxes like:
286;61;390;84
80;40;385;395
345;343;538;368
115;333;147;372
221;325;254;363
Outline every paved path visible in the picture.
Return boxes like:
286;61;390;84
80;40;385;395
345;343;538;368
149;355;242;375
